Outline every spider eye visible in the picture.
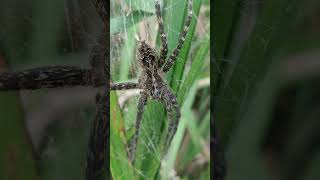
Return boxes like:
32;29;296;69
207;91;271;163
140;54;156;68
142;57;150;67
149;55;155;63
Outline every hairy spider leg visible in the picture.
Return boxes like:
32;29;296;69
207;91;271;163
90;30;108;86
86;90;110;180
91;0;107;26
0;30;108;91
162;87;181;153
162;0;193;73
0;66;92;90
129;91;148;162
155;0;168;68
110;82;139;90
86;2;109;178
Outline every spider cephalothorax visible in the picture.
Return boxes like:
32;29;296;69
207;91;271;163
137;40;166;98
137;40;158;70
110;0;193;162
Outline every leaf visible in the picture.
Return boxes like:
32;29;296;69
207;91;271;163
214;0;301;144
110;91;136;179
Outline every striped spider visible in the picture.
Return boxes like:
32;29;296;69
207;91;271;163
110;0;193;162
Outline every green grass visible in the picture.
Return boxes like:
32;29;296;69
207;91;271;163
110;0;210;179
213;0;320;179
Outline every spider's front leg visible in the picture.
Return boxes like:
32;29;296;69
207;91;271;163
86;88;109;180
91;0;107;26
0;66;93;90
162;88;181;153
162;0;193;73
110;82;139;90
155;0;168;68
128;91;148;162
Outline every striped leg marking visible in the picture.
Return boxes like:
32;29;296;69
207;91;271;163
162;88;181;153
162;0;193;73
155;0;168;68
128;91;148;162
110;82;139;90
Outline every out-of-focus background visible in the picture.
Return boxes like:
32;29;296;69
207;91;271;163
0;0;103;179
213;0;320;179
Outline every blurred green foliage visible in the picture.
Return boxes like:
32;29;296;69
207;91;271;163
0;0;101;179
213;0;320;179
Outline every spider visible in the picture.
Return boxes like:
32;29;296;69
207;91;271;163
0;1;108;179
110;0;193;162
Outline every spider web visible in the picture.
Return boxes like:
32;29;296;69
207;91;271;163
111;0;210;178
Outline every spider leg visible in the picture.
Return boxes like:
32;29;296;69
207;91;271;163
128;91;148;162
155;0;168;68
110;82;139;90
162;0;193;73
86;88;109;180
0;26;108;91
0;66;93;90
162;88;181;153
90;30;108;87
91;0;107;26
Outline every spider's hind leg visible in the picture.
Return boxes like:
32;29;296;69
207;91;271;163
162;88;181;153
128;91;148;162
110;82;139;90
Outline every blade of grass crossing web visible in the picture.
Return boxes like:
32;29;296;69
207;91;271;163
125;0;156;13
119;27;135;81
111;10;154;35
110;91;136;179
177;37;209;105
168;0;202;93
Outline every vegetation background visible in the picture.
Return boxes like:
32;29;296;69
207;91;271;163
0;0;103;179
213;0;320;179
